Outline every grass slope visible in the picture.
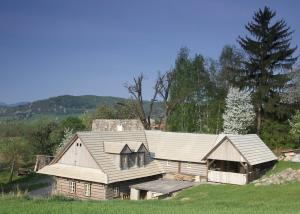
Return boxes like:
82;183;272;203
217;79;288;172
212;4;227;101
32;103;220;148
266;160;300;175
0;183;300;214
1;161;299;214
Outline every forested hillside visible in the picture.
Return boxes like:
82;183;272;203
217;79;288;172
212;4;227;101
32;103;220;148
0;95;163;121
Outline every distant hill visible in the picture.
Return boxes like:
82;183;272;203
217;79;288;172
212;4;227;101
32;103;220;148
0;101;30;107
0;95;163;121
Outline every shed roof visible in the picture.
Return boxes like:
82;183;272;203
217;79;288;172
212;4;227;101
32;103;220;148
145;130;217;163
130;179;195;194
203;134;277;165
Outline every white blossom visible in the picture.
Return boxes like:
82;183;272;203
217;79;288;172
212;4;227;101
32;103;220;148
58;127;74;150
223;87;255;134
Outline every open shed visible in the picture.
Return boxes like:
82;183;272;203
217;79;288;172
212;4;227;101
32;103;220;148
203;134;277;185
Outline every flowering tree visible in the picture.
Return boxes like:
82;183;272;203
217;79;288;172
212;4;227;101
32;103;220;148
289;111;300;141
223;87;255;134
56;127;74;154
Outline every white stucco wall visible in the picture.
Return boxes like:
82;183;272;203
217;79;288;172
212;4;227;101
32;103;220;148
58;138;99;169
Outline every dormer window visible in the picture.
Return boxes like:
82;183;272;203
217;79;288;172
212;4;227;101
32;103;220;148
104;141;148;170
137;153;145;167
120;154;128;170
128;153;137;168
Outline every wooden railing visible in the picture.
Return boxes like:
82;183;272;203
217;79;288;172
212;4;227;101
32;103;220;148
208;170;247;185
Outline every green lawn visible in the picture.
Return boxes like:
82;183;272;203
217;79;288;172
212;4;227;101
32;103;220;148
266;160;300;175
0;161;300;214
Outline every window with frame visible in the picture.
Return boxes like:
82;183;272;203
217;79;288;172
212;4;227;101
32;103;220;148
138;153;145;167
113;186;120;198
120;154;128;170
84;183;91;197
128;153;137;168
69;181;76;193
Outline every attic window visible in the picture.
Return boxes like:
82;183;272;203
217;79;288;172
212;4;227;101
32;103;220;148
121;152;146;170
120;154;128;169
128;153;137;168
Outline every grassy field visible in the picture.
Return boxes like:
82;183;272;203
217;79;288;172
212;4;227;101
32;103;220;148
0;161;299;214
266;160;300;174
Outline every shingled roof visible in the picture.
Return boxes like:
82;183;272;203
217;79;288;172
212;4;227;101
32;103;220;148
145;130;218;163
43;131;163;184
39;130;277;184
203;134;277;165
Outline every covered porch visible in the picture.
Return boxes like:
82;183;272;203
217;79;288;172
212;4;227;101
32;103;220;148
207;159;249;185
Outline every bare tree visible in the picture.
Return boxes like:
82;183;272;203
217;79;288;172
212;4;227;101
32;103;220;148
125;69;191;131
156;69;175;129
125;74;159;130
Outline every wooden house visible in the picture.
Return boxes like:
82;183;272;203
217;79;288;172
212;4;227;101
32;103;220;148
202;134;277;185
38;129;277;200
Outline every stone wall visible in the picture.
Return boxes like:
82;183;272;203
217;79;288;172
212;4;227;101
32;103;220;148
92;119;144;131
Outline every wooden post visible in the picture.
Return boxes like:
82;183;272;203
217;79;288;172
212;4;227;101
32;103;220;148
207;159;215;168
239;162;249;184
206;160;210;182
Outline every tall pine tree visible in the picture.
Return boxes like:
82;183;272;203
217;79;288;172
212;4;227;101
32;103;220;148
238;6;297;134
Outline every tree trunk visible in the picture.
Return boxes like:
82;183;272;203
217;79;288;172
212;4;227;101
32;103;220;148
8;158;16;183
256;106;262;135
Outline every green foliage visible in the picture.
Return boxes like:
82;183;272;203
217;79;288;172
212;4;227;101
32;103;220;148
60;117;85;132
218;45;245;90
167;48;224;133
24;118;58;156
50;117;86;152
238;7;297;132
260;120;295;150
0;121;30;138
0;138;31;183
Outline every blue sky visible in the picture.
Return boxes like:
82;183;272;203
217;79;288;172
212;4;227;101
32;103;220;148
0;0;299;103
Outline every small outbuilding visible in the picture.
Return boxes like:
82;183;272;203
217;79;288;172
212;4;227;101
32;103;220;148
203;134;277;185
130;179;195;200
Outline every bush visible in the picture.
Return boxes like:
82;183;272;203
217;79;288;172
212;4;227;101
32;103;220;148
261;120;296;151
